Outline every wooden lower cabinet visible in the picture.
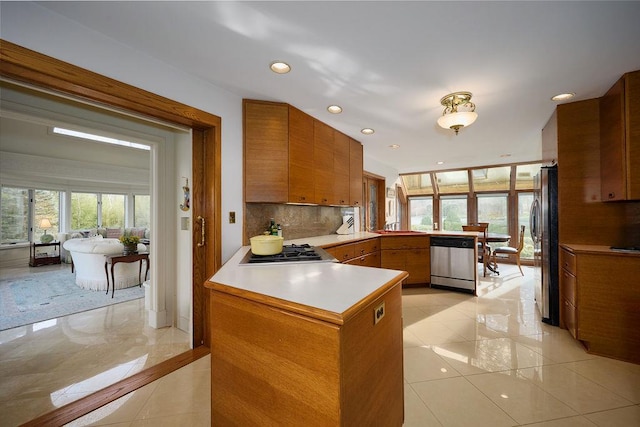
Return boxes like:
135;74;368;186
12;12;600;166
209;283;404;425
560;245;640;364
324;237;380;266
381;236;430;286
559;248;577;338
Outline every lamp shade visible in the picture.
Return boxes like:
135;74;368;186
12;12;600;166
39;218;52;229
437;111;478;131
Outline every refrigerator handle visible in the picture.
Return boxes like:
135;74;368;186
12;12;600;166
530;199;539;242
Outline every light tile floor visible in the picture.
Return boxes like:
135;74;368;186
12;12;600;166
0;264;190;427
5;264;640;426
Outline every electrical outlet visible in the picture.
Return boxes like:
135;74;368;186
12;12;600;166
229;211;236;224
374;301;385;325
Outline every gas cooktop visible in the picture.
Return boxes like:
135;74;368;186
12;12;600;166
239;244;337;265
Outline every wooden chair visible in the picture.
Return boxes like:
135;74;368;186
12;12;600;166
492;225;525;275
462;224;490;276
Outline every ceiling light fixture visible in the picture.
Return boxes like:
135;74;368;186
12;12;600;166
389;144;400;149
270;61;291;74
327;105;342;114
437;91;478;135
361;128;375;135
551;92;575;102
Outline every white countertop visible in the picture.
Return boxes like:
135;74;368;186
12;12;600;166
208;245;406;315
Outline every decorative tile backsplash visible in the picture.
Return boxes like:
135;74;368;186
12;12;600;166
245;203;356;243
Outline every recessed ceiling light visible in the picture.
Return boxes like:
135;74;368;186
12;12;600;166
500;154;512;158
270;61;291;74
551;92;575;102
361;128;375;135
436;161;444;165
327;105;342;114
389;144;400;149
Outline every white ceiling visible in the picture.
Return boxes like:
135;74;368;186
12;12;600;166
37;1;640;174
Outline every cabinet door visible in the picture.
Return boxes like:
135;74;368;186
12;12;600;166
314;120;335;205
244;100;289;202
600;77;626;201
405;248;429;285
349;139;364;207
381;250;406;272
333;131;350;205
289;106;314;204
627;71;640;200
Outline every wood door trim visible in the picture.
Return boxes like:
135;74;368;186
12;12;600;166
1;39;221;418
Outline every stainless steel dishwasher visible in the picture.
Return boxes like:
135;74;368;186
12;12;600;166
430;236;476;294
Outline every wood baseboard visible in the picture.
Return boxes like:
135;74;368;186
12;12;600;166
20;346;210;427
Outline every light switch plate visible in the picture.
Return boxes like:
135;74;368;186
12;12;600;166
181;217;189;230
229;211;236;224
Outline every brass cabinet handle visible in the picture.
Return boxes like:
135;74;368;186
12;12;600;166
197;216;205;247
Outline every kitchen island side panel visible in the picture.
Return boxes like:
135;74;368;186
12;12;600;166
210;290;341;426
341;283;404;426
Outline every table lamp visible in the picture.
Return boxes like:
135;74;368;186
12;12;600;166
39;218;54;243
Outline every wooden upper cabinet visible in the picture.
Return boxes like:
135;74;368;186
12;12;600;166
333;131;350;205
288;106;314;204
600;70;640;201
244;99;365;207
244;100;289;203
314;120;335;205
349;138;364;207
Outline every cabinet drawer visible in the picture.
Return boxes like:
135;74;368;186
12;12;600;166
324;243;356;263
560;268;576;306
355;238;380;257
560;248;576;275
345;251;381;268
380;236;429;250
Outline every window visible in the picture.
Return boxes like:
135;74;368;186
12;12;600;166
409;197;433;231
441;196;467;231
34;189;60;242
472;166;511;192
401;173;434;196
134;195;150;228
435;170;469;194
477;194;508;234
515;163;542;190
518;192;535;259
101;194;125;228
1;187;29;244
71;192;98;229
1;187;60;244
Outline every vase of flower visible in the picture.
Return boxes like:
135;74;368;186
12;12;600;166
119;233;140;255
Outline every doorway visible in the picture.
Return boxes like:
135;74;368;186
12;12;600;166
0;40;221;423
362;172;386;231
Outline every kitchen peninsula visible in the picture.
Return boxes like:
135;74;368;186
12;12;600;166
205;244;408;425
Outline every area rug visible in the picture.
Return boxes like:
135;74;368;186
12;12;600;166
0;268;144;331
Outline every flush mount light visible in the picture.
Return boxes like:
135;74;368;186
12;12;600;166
327;105;342;114
389;144;400;149
551;92;575;102
270;61;291;74
436;161;445;165
361;128;375;135
437;91;478;135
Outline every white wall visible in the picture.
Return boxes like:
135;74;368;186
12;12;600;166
1;1;245;263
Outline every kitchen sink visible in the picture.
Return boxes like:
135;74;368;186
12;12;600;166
372;230;426;235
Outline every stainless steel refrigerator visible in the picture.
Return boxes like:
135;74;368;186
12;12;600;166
531;165;559;325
